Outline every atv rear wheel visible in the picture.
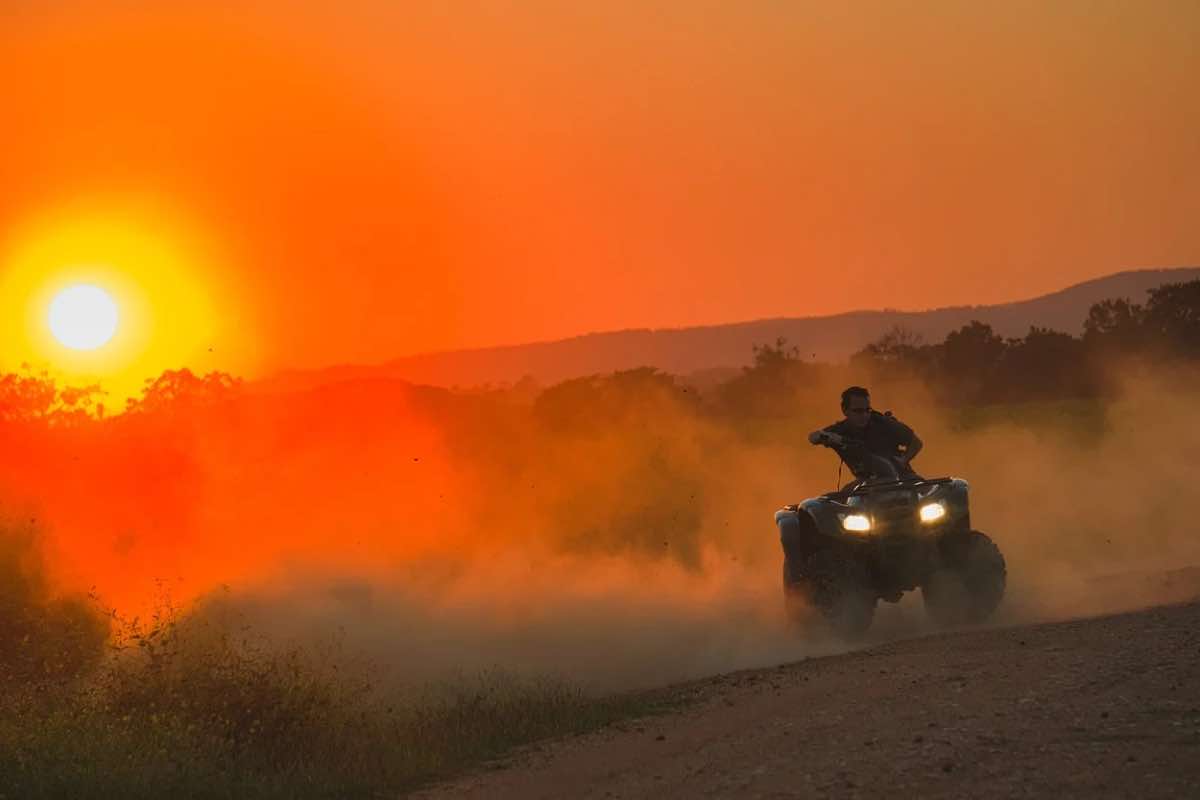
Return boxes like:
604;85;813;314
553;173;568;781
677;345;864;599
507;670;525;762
792;548;876;638
922;530;1006;626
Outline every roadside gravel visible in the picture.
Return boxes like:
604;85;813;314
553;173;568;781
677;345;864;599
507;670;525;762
417;601;1200;798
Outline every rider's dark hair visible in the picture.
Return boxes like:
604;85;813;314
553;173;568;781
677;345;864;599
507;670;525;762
840;385;870;411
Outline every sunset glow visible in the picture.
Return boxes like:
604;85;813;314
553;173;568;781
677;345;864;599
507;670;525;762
0;207;223;400
2;2;1197;382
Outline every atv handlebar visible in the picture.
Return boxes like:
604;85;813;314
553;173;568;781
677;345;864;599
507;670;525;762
811;432;916;482
822;475;954;500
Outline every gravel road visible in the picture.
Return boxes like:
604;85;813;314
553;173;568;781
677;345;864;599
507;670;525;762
418;600;1200;798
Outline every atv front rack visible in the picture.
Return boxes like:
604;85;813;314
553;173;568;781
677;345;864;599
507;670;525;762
820;476;955;502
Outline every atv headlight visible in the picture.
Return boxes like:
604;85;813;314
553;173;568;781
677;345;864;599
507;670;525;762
919;502;946;523
841;513;871;532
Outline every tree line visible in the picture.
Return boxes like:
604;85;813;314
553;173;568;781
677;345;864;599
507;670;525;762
847;279;1200;406
1;279;1197;426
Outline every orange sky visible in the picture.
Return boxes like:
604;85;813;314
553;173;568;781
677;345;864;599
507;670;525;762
2;1;1198;380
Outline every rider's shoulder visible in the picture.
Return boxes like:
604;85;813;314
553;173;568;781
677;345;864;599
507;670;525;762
876;410;915;434
873;409;912;428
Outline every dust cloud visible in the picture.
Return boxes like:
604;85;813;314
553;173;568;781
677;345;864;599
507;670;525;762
5;362;1200;692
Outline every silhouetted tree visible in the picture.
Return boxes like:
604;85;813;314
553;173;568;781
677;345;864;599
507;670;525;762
1084;297;1142;338
850;326;934;379
1144;280;1200;356
942;321;1006;375
933;321;1007;404
0;369;104;425
1083;280;1200;361
715;338;817;419
997;327;1093;400
125;369;242;415
1083;297;1147;356
533;367;687;433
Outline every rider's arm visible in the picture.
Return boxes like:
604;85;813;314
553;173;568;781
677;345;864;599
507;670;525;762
883;413;921;465
901;432;923;465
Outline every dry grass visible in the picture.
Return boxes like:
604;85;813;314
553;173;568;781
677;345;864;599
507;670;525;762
0;525;660;799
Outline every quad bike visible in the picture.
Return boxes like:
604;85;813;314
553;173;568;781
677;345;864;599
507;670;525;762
776;431;1006;636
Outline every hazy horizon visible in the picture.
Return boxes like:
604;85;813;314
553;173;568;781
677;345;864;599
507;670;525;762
323;265;1200;360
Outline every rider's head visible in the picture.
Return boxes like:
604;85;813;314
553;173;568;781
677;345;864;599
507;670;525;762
840;386;871;429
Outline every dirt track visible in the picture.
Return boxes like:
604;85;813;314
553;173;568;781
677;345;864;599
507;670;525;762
418;600;1200;798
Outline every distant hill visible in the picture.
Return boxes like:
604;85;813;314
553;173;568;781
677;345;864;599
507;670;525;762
255;267;1200;393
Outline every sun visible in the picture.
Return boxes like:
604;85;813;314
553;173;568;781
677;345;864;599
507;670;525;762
48;284;120;351
0;203;234;401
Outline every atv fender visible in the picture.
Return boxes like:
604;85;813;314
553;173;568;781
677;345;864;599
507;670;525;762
775;503;838;561
776;507;809;562
800;497;851;536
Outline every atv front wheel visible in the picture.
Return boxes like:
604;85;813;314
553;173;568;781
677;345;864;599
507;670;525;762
795;548;876;638
782;558;810;628
922;530;1006;626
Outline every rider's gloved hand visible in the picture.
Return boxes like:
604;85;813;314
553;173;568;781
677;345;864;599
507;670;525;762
809;430;843;447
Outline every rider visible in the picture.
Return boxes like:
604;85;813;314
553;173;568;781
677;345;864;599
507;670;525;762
807;386;924;480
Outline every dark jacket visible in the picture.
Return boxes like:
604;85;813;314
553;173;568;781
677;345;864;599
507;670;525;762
823;410;917;478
